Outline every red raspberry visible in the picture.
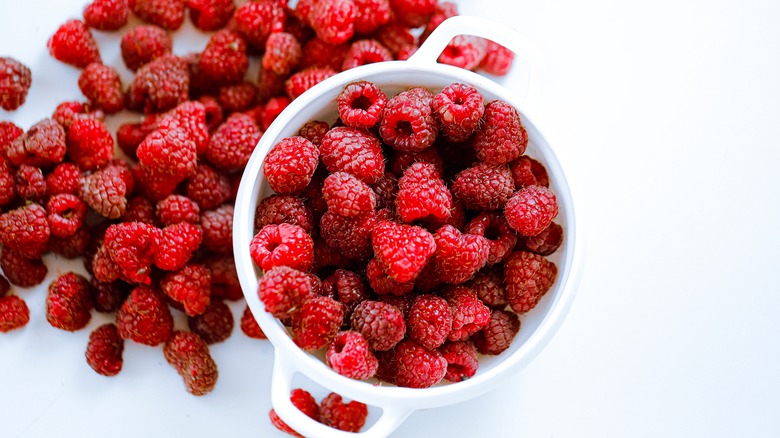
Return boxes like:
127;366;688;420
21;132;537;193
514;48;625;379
297;120;330;147
77;63;123;115
217;82;258;113
285;67;338;100
128;55;190;114
79;165;129;219
389;0;437;27
197;96;224;132
0;158;16;206
66;119;114;171
0;203;50;260
372;220;435;283
320;393;368;433
337;81;388;129
1;121;23;155
365;257;413;296
92;243;123;283
185;164;231;210
120;25;173;71
466;265;507;308
521;222;564;256
379;88;438;153
263;136;319;195
370;172;398;211
432;225;489;285
258;96;291;131
342;39;392;70
104;222;161;284
47;19;101;68
292;295;344;351
49;227;90;259
374;348;398;383
388;147;444;177
326;330;378;380
308;0;355;44
319;209;379;263
250;224;315;271
83;0;129;30
374;23;415;56
322;172;377;217
479;40;514;76
396;162;452;223
254;195;314;234
269;389;319;437
439;340;478;382
505;185;558;237
0;295;30;332
132;164;181;201
15;164;48;202
0;276;9;297
509;155;549;189
397;45;418;61
473;309;520;355
45;163;79;196
407;294;451;349
154;222;202;271
320;127;384;184
51;101;105;133
233;1;285;49
201;204;233;253
438;35;487;71
186;299;233;344
122;195;158;225
91;278;131;313
240;305;266;339
199;30;249;86
301;170;329;220
504;251;557;313
130;0;185;30
186;0;235;31
350;300;405;351
204;254;242;300
312;237;353;271
6;118;67;168
46;272;93;331
155;195;200;226
116;122;151;157
161;264;211;316
257;266;314;319
262;32;302;76
117;285;174;345
301;38;349;71
465;212;518;266
353;0;391;34
321;268;368;312
431;83;484;142
85;323;124;376
473;100;528;164
0;248;47;287
0;57;32;111
137;120;197;181
394;338;447;388
46;194;87;238
443;285;490;341
207;113;263;172
419;1;457;43
163;331;218;395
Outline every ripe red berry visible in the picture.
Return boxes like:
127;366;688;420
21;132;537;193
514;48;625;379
389;0;437;28
117;285;174;346
188;299;234;344
46;194;87;238
320;393;368;433
6;118;67;168
319;127;385;184
521;222;564;256
438;35;487;71
466;265;508;308
46;272;93;332
372;220;435;283
269;389;319;437
128;54;190;114
509;155;550;189
0;295;30;333
120;25;173;71
350;300;406;351
240;305;266;339
199;30;249;86
200;204;233;253
79;165;129;219
308;0;356;45
292;295;344;351
432;83;484;142
505;185;559;236
443;285;490;341
322;172;377;217
185;164;231;210
78;63;124;114
233;1;285;49
262;32;303;76
14;164;48;202
0;203;50;260
254;195;315;235
0;248;48;287
479;40;514;76
250;223;315;272
394;338;447;388
67;118;114;171
217;82;258;113
379;88;439;153
263;136;320;195
504;251;557;313
465;213;518;265
341;39;392;70
326;330;378;380
103;222;161;284
130;0;186;30
285;67;337;100
154;222;202;271
0;57;32;111
365;257;414;296
258;266;314;319
47;19;101;68
161;264;211;316
337;81;388;129
83;0;129;30
472;100;528;164
301;38;349;71
207;113;264;172
163;331;218;396
186;0;234;31
473;309;520;355
407;294;452;350
85;323;125;376
439;340;479;382
353;0;391;34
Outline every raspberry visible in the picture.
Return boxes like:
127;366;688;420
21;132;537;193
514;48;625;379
44;163;78;196
6;118;67;167
466;265;507;308
301;38;349;71
257;266;314;319
47;19;101;68
185;164;231;210
443;285;490;341
394;338;447;388
132;164;181;201
465;212;517;266
269;389;319;437
201;204;233;253
312;237;353;271
350;300;405;351
431;225;490;285
258;95;291;131
341;39;392;70
104;222;160;284
128;54;190;114
196;96;224;132
473;309;520;355
199;30;249;86
326;330;378;380
217;82;258;113
407;294;451;349
371;220;435;283
419;1;457;43
162;102;209;158
116;285;174;345
479;40;514;76
83;0;129;30
85;323;124;376
137;122;196;182
308;0;355;44
91;278;131;313
337;81;388;129
0;248;47;287
263;136;319;195
0;57;32;111
504;251;557;313
521;222;564;256
439;340;478;382
116;122;151;158
92;243;123;282
120;25;173;71
320;393;368;433
130;0;185;30
77;63;124;114
254;195;314;234
203;254;242;300
438;35;487;71
161;264;211;316
250;224;315;271
187;299;233;344
321;172;377;217
353;0;391;34
292;295;344;351
15;164;47;202
370;172;398;211
0;276;9;297
46;272;93;331
262;32;302;76
122;195;158;225
154;222;202;270
285;67;338;100
389;0;437;27
79;165;129;219
1;121;23;153
186;0;234;31
319;127;384;184
379;88;438;152
297;120;330;148
431;83;484;142
374;23;415;56
0;295;30;332
0;203;50;260
233;1;285;49
163;331;218;396
155;195;200;226
46;194;87;238
396;162;452;223
321;268;367;305
509;155;549;189
388;147;444;177
505;185;558;236
51;101;105;133
365;257;414;296
66;119;114;171
0;159;15;207
240;305;266;339
473;100;528;164
207;113;263;172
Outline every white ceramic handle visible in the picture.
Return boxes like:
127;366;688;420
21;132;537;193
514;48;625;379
408;15;544;107
271;351;413;438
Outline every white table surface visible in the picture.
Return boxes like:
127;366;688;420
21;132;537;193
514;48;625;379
2;0;780;437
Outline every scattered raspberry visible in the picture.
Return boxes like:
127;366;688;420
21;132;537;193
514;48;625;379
49;226;91;259
46;194;87;238
186;0;234;31
187;299;233;344
217;82;257;113
389;0;437;27
91;278;131;313
15;164;48;202
269;388;319;437
79;165;129;219
92;243;123;283
407;294;451;350
262;32;302;76
301;38;349;71
116;285;174;345
262;136;319;195
379;88;438;153
326;330;378;380
185;164;231;210
130;0;185;30
353;0;391;34
76;64;123;114
116;122;151;158
0;295;30;333
250;223;315;272
292;295;344;351
199;30;249;86
0;276;9;297
308;0;355;44
319;127;385;184
0;203;50;260
203;254;242;300
257;266;314;319
104;222;160;284
365;257;414;296
132;164;181;201
161;264;211;316
473;309;520;355
254;195;314;235
505;185;558;237
207;113;263;172
372;220;435;283
43;163;78;197
504;251;557;313
0;248;48;287
0;57;32;111
120;25;173;71
51;101;105;132
521;222;563;256
233;1;285;49
431;83;484;142
154;222;202;271
342;39;392;70
438;35;487;71
85;323;124;376
350;300;405;351
66;118;114;171
47;19;101;68
443;285;490;341
154;194;199;225
285;67;338;100
83;0;129;30
394;338;447;388
337;81;388;129
509;155;549;189
121;195;157;225
257;95;291;131
240;305;266;339
320;393;368;433
395;162;452;223
479;40;514;76
0;159;15;207
473;100;528;164
163;331;218;396
439;340;478;382
128;54;190;114
200;204;233;253
6;118;67;168
46;272;93;331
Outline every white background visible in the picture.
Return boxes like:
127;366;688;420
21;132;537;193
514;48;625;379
2;0;780;437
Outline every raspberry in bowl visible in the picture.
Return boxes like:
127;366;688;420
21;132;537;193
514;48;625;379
234;16;583;437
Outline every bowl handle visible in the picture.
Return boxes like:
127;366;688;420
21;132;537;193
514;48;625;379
408;15;544;108
271;351;414;438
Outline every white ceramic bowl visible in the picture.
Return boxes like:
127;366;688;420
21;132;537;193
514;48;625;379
234;16;583;437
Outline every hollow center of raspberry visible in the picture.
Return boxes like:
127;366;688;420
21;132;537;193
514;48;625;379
350;95;372;111
484;225;500;241
395;121;414;137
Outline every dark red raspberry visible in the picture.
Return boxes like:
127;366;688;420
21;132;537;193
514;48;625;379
197;96;224;132
322;172;376;217
394;338;447;388
374;23;415;56
78;63;124;114
186;0;234;31
365;257;414;296
397;46;418;61
431;83;484;142
379;88;438;152
14;164;47;202
128;54;190;114
0;295;30;333
185;164;231;210
66;118;114;171
504;251;557;313
104;222;160;284
161;264;211;316
372;220;435;283
466;265;507;308
49;226;90;259
465;212;517;265
285;67;338;100
521;222;564;256
155;195;200;226
116;122;151;158
263;136;319;195
120;25;173;71
199;30;249;86
0;203;50;260
51;101;105;132
258;95;291;131
0;57;32;111
389;0;437;27
473;309;520;355
154;222;202;270
438;35;487;71
301;38;349;70
0;248;48;287
419;1;457;43
79;165;129;219
217;82;258;113
47;19;101;68
320;269;368;319
1;121;23;156
207;113;263;172
395;162;452;223
92;243;123;283
320;127;385;184
132;164;181;201
509;155;549;189
370;172;398;211
262;32;302;76
187;299;233;344
204;254;242;300
163;331;218;396
117;285;174;345
374;348;398;384
473;100;528;164
443;285;490;341
46;194;87;238
91;278;131;313
46;272;93;331
233;1;285;49
240;305;266;339
312;236;354;271
6;118;66;168
0;276;9;297
250;224;315;271
122;195;158;225
85;323;124;376
439;340;478;382
479;40;514;76
326;330;378;380
254;195;314;234
350;300;405;351
45;163;79;196
130;0;185;30
292;295;344;351
505;185;559;236
320;393;368;433
353;0;391;34
297;120;330;147
342;39;392;70
407;294;451;350
0;158;16;206
257;266;314;319
388;147;444;177
269;388;320;437
201;204;233;253
308;0;355;44
432;225;490;285
83;0;129;30
337;81;388;129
